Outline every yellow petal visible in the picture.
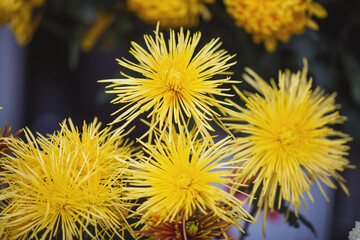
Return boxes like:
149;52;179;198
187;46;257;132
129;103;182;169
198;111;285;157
264;38;277;52
307;19;319;30
310;2;328;19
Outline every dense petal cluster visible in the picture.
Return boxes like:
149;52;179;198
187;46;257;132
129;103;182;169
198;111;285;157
223;0;328;51
225;60;352;234
125;126;253;230
0;0;45;44
100;26;236;141
127;0;214;28
0;118;139;240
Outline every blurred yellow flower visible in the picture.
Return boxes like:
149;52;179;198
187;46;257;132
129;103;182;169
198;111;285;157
127;0;214;28
100;26;236;141
0;0;45;45
126;126;253;230
225;60;352;235
0;118;139;240
0;0;21;23
223;0;328;52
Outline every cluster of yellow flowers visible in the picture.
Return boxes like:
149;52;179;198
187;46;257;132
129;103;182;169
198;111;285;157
0;0;45;45
0;0;328;52
127;0;327;51
0;17;352;240
223;0;328;52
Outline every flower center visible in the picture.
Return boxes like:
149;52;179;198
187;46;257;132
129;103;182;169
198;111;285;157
163;68;183;92
186;220;199;236
277;126;300;147
177;173;192;189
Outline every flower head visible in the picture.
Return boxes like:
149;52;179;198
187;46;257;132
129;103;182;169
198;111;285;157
223;0;328;52
127;0;214;28
349;221;360;240
100;26;236;140
126;126;253;230
139;205;233;240
225;60;352;234
0;118;139;240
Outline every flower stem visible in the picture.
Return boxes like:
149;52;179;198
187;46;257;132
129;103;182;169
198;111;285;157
183;212;188;240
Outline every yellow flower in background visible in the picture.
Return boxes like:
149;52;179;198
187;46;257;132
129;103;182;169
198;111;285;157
9;6;42;45
100;26;236;141
225;60;353;235
126;126;254;230
0;118;139;240
0;0;45;45
223;0;328;52
127;0;214;28
0;0;21;23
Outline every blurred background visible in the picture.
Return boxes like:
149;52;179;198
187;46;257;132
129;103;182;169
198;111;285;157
0;0;359;239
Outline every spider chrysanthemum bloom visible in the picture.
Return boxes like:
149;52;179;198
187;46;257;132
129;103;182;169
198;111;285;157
223;0;328;52
225;60;353;235
0;118;139;240
139;205;233;240
100;26;237;141
126;127;253;230
127;0;214;28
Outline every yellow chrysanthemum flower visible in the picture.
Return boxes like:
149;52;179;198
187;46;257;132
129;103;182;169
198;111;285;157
0;118;139;240
225;60;353;235
100;26;236;141
126;126;254;230
127;0;214;28
0;0;45;45
223;0;328;52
